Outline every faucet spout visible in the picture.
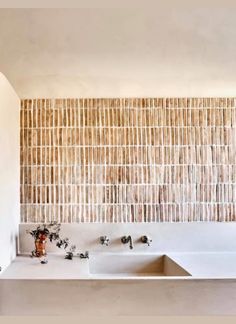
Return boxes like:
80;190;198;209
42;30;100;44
121;235;133;249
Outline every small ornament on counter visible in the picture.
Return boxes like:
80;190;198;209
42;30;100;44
65;245;77;260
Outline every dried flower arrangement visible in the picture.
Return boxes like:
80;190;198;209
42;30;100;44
27;222;77;263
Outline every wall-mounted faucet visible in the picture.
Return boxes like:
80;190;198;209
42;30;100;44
141;235;152;246
100;236;109;246
121;235;133;249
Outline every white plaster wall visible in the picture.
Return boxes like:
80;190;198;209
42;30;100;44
0;72;20;272
1;4;236;98
19;223;236;254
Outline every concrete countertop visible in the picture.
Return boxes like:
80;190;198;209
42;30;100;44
169;252;236;278
1;252;236;280
0;254;89;280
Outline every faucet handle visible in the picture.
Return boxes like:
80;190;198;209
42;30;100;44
141;235;152;246
121;236;129;244
100;236;109;246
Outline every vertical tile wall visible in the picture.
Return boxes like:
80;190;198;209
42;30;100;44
20;98;236;222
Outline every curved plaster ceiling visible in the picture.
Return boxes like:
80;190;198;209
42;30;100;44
0;3;236;98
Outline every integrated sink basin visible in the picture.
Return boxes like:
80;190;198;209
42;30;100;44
89;253;191;277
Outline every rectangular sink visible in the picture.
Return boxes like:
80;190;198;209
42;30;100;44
89;253;191;277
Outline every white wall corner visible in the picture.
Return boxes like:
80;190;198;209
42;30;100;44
0;72;20;273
